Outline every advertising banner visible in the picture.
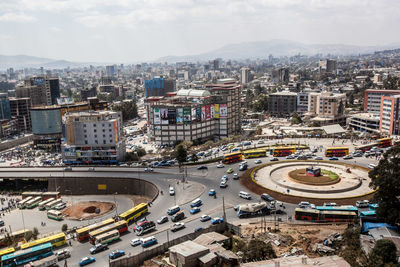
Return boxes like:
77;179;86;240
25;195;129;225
220;104;228;118
160;108;169;124
184;107;191;122
214;104;219;118
191;108;196;121
168;108;176;125
201;106;206;122
206;105;211;120
210;105;215;118
154;108;161;124
176;108;184;124
197;107;201;122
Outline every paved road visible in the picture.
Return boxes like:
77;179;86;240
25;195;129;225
0;143;379;266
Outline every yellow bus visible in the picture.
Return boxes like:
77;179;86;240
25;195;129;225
0;229;31;247
222;152;243;164
376;137;392;148
76;218;115;242
0;247;15;260
325;147;349;157
118;203;148;224
20;232;66;250
243;149;267;159
94;230;120;245
271;147;296;157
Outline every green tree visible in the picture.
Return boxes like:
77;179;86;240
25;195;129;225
24;231;33;242
383;75;400;90
61;224;68;232
291;112;302;124
112;101;138;121
368;239;398;267
243;239;276;262
125;152;139;162
175;144;187;166
136;148;146;157
253;95;269;112
191;153;198;162
369;147;400;224
32;227;39;240
340;227;366;267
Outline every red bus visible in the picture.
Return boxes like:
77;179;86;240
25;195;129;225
325;147;349;157
376;137;392;148
272;147;295;157
88;220;128;244
355;143;375;152
222;152;242;164
76;218;115;242
294;208;357;223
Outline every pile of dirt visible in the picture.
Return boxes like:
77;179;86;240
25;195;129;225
62;201;115;220
288;169;340;185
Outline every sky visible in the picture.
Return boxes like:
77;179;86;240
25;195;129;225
0;0;399;63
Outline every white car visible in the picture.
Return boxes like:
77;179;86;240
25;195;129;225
220;181;228;188
314;156;323;160
298;201;310;208
130;238;141;246
233;173;239;179
254;159;262;164
169;187;175;196
356;200;370;208
368;163;377;169
170;222;185;232
217;164;225;168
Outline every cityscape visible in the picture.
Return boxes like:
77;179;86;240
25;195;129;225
0;1;400;267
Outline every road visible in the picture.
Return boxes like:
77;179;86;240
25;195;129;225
0;142;379;266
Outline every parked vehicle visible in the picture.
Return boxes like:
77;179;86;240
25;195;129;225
190;207;201;214
90;243;108;254
157;216;168;224
167;206;180;215
109;250;125;260
261;193;275;202
169;187;175;196
170;222;185;232
211;217;224;224
197;166;208;170
356;200;370;208
208;189;216;196
171;211;185;222
130;238;141;247
79;257;95;266
239;191;251;200
200;215;211;222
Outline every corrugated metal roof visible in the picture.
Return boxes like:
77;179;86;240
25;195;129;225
176;89;211;97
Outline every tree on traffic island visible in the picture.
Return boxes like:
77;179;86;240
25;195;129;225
175;144;187;167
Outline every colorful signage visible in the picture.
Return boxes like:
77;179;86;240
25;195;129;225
220;104;227;118
153;108;161;124
191;108;197;121
184;107;191;122
201;106;206;122
214;104;219;118
176;108;184;124
168;108;176;125
206;105;211;120
160;108;169;124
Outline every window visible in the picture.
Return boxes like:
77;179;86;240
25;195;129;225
102;124;105;127
94;134;97;138
95;140;98;144
103;135;105;138
94;124;96;127
109;129;112;132
94;129;97;133
102;129;105;132
84;129;87;133
85;140;88;144
84;135;87;138
109;123;112;127
103;140;106;144
110;140;113;143
109;134;112;137
83;124;86;127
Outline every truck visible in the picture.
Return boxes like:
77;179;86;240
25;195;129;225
135;221;156;236
27;254;57;267
237;202;270;218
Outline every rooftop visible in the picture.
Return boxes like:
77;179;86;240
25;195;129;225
271;90;297;96
241;255;350;267
169;240;209;257
193;232;229;246
176;89;211;97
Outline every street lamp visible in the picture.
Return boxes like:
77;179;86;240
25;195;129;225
113;192;118;217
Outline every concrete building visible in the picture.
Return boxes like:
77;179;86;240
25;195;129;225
240;67;251;84
0;93;11;120
297;92;309;114
347;113;380;134
380;95;400;135
9;97;31;132
169;240;210;267
0;119;18;138
272;68;289;83
16;76;60;107
364;89;400;114
145;77;175;98
308;92;346;118
62;110;125;165
30;106;62;150
319;59;337;74
268;91;297;117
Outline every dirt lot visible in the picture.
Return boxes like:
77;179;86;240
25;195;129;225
126;194;152;205
240;222;348;257
62;201;115;220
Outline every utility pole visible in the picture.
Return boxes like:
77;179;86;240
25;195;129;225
222;196;226;223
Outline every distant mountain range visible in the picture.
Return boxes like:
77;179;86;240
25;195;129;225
0;55;90;70
155;39;400;63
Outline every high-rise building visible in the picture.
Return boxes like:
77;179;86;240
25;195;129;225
380;95;400;135
319;59;337;74
30;106;62;150
0;93;11;120
16;76;60;107
145;77;175;98
240;67;251;84
308;92;346;118
62;110;125;165
106;65;115;76
9;97;31;132
268;91;297;117
363;89;400;114
48;78;60;105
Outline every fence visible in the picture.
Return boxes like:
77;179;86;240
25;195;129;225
110;222;230;267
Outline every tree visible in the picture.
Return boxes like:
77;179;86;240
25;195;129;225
368;239;398;267
253;95;269;112
191;153;198;162
175;144;187;166
32;227;39;240
24;231;33;242
383;75;400;90
291;112;302;125
340;227;366;267
255;126;262;135
112;101;138;121
369;147;400;224
243;239;276;262
348;94;354;105
136;148;146;157
61;224;68;232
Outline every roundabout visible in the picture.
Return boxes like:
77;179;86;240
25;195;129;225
245;160;375;204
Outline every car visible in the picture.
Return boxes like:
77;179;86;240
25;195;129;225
197;166;208;170
90;243;108;254
261;193;275;202
190;207;201;214
356;200;370;208
170;222;185;232
157;216;168;224
211;217;224;224
353;153;363;157
220;181;228;188
169;187;175;196
310;204;316;209
323;202;337;206
296;155;307;160
233;173;239;179
208;189;216;196
88;167;95;171
226;168;234;174
254;159;262;164
200;214;211;222
257;140;265;144
109;250;125;260
222;174;228;180
314;156;323;160
233;205;240;211
232;148;239;152
55;249;71;261
239;164;248;171
54;203;66;210
144;167;154;172
343;155;353;160
329;157;338;160
194;227;204;232
368;163;377;169
0;220;4;227
130;238;142;246
79;257;96;266
217;164;225;168
64;166;72;171
298;201;310;208
286;155;295;159
270;157;279;161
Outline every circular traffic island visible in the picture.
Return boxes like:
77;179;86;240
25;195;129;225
62;201;115;220
288;168;340;186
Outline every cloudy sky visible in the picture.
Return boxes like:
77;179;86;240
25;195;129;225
0;0;399;62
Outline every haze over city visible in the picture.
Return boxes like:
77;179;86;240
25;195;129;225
1;0;400;62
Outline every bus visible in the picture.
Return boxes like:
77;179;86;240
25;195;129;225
271;147;296;157
0;229;31;247
38;198;55;211
18;196;33;209
21;192;42;199
26;197;42;209
316;205;359;215
1;243;53;267
88;220;128;244
325;147;349;157
377;137;392;148
222;152;243;164
47;210;63;221
141;236;157;248
93;230;120;245
355;143;375;153
41;192;60;200
27;254;57;267
243;149;267;159
20;233;66;250
44;199;63;210
76;218;115;242
0;247;15;264
118;203;148;224
294;208;357;222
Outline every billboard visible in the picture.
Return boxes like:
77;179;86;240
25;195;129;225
184;107;191;122
160;108;169;124
201;106;206;122
30;108;62;135
220;104;227;118
197;107;201;122
154;108;161;124
176;108;184;124
168;108;176;125
191;108;196;121
210;105;215;118
214;104;219;118
33;77;45;86
206;105;211;120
